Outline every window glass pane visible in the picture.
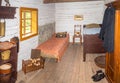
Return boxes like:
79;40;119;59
25;20;31;26
25;12;31;18
22;20;24;27
25;26;31;33
22;27;24;35
22;12;24;19
20;7;38;41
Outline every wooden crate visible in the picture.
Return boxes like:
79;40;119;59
22;49;45;74
22;57;45;74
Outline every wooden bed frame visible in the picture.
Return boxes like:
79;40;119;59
83;25;106;62
36;33;69;62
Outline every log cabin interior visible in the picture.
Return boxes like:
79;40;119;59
0;0;120;83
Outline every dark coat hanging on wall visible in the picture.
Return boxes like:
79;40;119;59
99;5;115;52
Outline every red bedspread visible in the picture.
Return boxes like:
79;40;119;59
36;34;69;61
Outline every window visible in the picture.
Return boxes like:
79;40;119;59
20;7;38;41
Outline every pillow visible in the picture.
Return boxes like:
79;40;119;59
56;32;67;38
85;23;100;28
83;28;101;34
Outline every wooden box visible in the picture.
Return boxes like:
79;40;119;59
22;49;45;74
22;57;44;74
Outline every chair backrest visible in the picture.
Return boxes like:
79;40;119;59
74;25;81;36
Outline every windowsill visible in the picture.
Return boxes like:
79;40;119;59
20;32;38;41
22;33;34;38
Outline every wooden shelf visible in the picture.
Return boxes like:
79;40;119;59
0;41;18;83
0;6;17;19
0;59;11;65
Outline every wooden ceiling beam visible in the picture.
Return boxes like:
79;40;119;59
44;0;101;4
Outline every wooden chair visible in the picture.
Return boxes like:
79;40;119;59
73;25;82;44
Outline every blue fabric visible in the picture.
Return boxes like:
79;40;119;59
99;6;115;52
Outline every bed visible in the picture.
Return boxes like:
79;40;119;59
36;33;69;62
83;23;105;61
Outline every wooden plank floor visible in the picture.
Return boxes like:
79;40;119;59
16;44;108;83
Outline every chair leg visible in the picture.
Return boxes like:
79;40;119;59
41;57;45;69
83;52;86;62
56;58;61;62
80;35;82;45
73;36;75;44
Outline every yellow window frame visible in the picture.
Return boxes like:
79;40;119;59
20;7;38;41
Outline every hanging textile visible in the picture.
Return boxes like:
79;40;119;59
99;5;115;52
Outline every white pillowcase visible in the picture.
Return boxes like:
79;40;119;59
83;28;101;34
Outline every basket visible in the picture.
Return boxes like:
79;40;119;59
1;50;11;60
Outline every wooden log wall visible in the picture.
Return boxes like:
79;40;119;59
55;1;105;42
0;0;55;71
